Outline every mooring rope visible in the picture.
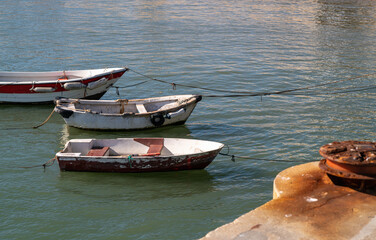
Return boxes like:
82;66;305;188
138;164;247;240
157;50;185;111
19;156;57;169
112;81;149;96
29;69;376;129
219;145;310;163
204;84;376;98
219;152;309;163
33;108;55;129
112;80;149;89
128;68;376;98
128;68;260;94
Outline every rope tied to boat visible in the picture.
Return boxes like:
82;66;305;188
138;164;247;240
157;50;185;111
29;81;35;92
219;145;308;163
219;152;308;163
19;155;57;169
56;70;67;88
112;81;148;96
116;99;128;114
33;108;55;129
43;156;57;169
128;155;133;168
127;68;376;98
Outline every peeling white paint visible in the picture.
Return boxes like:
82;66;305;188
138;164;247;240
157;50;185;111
57;138;224;172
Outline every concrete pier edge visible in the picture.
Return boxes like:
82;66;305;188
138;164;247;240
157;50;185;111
201;161;376;240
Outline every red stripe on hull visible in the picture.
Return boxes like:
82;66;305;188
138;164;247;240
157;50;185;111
0;70;125;94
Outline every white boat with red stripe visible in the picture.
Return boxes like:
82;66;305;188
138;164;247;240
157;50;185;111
0;67;128;103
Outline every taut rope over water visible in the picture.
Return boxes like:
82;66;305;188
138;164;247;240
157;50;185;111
112;80;148;96
128;68;376;98
219;145;309;163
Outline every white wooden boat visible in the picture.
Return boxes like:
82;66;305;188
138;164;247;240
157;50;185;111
54;94;202;130
0;67;128;103
56;138;224;172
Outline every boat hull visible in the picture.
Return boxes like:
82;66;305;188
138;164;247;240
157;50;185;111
55;95;201;130
0;68;127;103
57;149;221;173
60;103;197;130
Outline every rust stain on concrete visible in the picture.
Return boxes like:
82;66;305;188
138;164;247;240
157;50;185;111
201;162;376;240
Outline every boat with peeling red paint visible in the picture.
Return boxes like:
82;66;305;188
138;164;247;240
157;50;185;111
56;138;224;173
0;67;128;103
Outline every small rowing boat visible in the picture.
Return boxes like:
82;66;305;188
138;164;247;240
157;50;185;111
0;67;128;103
56;138;224;173
54;94;202;130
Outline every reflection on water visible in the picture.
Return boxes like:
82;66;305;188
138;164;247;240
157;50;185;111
314;0;376;73
56;170;214;201
316;0;376;27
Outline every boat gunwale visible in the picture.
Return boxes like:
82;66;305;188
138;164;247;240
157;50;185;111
57;149;223;160
57;138;224;159
0;67;127;85
55;94;202;116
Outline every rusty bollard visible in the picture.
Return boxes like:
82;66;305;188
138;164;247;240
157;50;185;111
319;141;376;191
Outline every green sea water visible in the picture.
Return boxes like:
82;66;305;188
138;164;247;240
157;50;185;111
1;0;376;239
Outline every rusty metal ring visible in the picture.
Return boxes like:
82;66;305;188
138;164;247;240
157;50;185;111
319;159;376;180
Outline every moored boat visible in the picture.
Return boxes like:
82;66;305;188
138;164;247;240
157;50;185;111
54;94;202;130
0;67;128;103
56;138;224;173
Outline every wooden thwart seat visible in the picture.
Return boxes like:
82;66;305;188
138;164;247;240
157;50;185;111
134;138;164;156
144;144;164;156
87;147;110;156
136;104;147;113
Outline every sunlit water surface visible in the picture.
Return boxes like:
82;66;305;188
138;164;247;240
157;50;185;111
1;0;376;239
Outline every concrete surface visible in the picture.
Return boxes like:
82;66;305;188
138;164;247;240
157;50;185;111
201;161;376;240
